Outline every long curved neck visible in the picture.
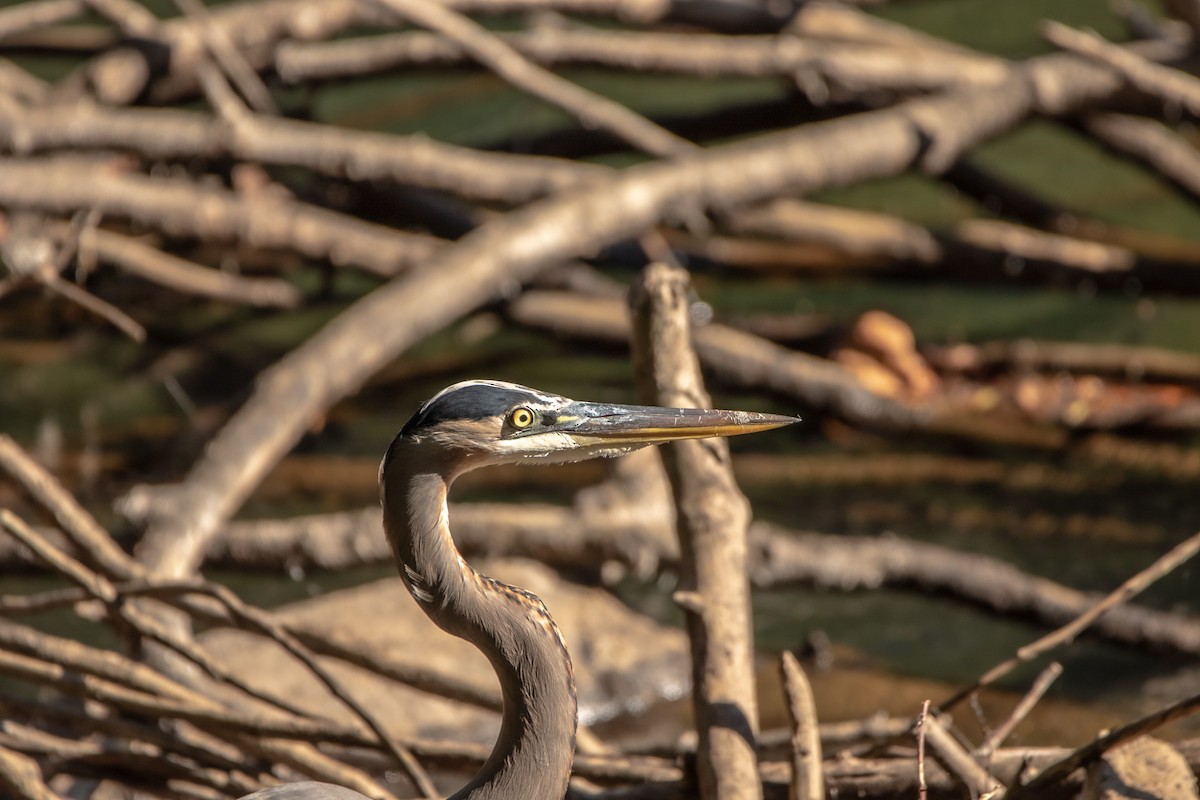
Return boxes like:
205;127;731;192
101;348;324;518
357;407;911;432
380;443;577;800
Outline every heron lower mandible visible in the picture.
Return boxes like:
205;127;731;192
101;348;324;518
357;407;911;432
240;380;796;800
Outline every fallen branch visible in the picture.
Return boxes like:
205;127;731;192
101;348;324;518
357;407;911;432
1011;689;1200;797
779;652;823;800
0;102;599;205
372;0;694;158
277;27;1007;94
0;157;443;278
1043;20;1200;116
0;0;84;41
124;64;1041;587
80;226;302;309
940;529;1200;710
0;433;139;580
976;662;1063;758
631;262;762;800
135;493;1200;661
920;712;1004;798
1083;112;1200;205
0;740;56;800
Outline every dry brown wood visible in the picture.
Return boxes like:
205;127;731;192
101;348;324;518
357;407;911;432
73;0;795;105
171;0;278;115
0;740;57;800
920;712;1004;798
7;3;1200;798
915;700;930;800
0;209;147;341
976;661;1063;757
0;433;139;580
754;523;1200;658
926;337;1200;385
1161;0;1200;35
1043;20;1200;116
0;102;599;205
276;27;1008;94
0;156;443;277
78;226;302;309
129;474;1200;661
0;0;84;41
372;0;695;158
940;529;1200;711
0;58;49;103
0;621;398;799
123;64;1037;589
0;692;265;790
1011;690;1200;797
0;503;435;796
630;262;762;800
779;652;822;800
1084;112;1200;204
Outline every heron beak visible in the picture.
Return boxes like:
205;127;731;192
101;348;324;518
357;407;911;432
553;401;798;445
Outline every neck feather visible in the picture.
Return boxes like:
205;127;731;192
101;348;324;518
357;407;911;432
381;444;577;800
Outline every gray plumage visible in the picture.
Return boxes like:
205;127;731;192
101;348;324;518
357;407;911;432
239;380;796;800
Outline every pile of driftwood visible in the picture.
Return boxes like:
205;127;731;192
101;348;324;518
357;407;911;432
4;0;1200;798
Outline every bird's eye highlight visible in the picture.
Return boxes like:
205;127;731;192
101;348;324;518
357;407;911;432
509;406;536;429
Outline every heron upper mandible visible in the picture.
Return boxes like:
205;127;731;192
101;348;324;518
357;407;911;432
241;379;796;800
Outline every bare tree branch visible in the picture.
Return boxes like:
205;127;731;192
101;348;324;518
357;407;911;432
371;0;695;157
0;156;442;277
630;262;763;800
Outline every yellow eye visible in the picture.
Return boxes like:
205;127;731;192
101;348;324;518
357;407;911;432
509;406;536;429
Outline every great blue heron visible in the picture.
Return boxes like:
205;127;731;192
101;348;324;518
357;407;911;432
240;379;796;800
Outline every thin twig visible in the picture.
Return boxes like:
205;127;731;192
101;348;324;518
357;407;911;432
193;58;254;126
0;613;396;798
370;0;695;158
921;712;1005;798
150;579;440;799
1012;689;1200;796
1084;112;1200;205
1042;20;1200;115
779;651;823;800
171;0;277;115
976;662;1064;757
276;26;1007;92
0;433;140;581
915;700;930;800
84;0;161;36
941;529;1200;711
0;509;314;721
0;510;436;796
0;156;443;277
76;225;302;308
40;272;147;341
0;0;85;41
0;511;437;800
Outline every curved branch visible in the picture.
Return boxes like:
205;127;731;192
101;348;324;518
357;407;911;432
371;0;694;158
0;156;441;276
0;104;600;205
124;60;1081;582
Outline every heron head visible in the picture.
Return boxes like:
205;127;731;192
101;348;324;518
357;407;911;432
393;379;797;475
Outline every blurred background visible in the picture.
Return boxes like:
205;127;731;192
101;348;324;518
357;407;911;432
1;0;1199;792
